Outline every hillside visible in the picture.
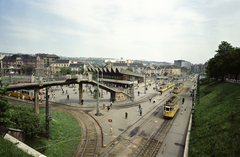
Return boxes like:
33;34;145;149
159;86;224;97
189;80;240;157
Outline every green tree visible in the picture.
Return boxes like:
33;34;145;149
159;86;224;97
80;66;84;74
66;67;71;74
53;71;60;77
11;105;45;138
26;66;35;75
164;72;168;76
206;41;235;81
126;67;133;72
20;65;26;74
0;82;14;126
228;48;240;80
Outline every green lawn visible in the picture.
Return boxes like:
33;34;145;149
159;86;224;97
189;80;240;157
25;110;81;157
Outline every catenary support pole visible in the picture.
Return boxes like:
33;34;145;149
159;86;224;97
46;87;49;139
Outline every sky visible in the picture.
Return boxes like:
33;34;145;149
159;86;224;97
0;0;239;64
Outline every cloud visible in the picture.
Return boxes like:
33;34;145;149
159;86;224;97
1;0;239;63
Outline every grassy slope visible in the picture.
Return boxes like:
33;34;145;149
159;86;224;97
25;110;81;157
189;81;240;157
0;137;33;157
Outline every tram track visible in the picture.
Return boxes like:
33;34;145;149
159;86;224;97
99;94;171;157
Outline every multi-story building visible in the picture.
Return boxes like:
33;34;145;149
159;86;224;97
190;62;208;73
50;59;70;73
174;60;191;70
2;54;44;75
36;53;60;67
69;62;86;74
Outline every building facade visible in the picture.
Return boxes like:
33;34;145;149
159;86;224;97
174;60;191;70
2;54;44;75
50;59;70;73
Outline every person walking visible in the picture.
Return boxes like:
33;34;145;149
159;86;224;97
103;104;105;109
149;97;152;102
138;91;140;96
182;98;185;104
66;94;69;100
138;104;141;111
153;99;156;103
125;112;128;119
140;108;142;116
110;101;112;108
107;106;110;112
81;98;84;105
66;90;68;94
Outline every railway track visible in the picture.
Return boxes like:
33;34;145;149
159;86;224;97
99;94;171;157
65;108;101;157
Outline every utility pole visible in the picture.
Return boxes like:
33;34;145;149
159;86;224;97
132;76;135;101
46;87;49;139
101;68;103;98
144;74;146;94
96;70;100;116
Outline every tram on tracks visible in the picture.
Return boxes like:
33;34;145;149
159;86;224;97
10;89;41;101
163;96;179;118
159;82;175;92
173;83;184;94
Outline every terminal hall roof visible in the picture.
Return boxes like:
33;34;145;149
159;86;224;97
87;67;144;78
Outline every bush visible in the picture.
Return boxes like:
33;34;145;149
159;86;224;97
10;105;45;138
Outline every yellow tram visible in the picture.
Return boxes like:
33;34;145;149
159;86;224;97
168;83;175;89
10;89;41;100
173;83;184;94
159;84;168;92
163;96;179;118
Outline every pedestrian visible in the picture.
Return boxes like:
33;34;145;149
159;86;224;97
103;104;105;109
81;98;84;105
125;112;128;119
140;108;142;116
138;91;140;96
66;94;69;100
139;104;141;109
107;106;110;112
149;97;152;102
182;98;185;104
153;99;156;103
110;101;112;108
66;90;68;94
139;107;141;112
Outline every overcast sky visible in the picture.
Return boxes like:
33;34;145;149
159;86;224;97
0;0;239;64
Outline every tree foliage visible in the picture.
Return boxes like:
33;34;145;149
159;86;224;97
11;105;45;138
0;81;15;126
206;41;240;80
60;67;72;75
126;67;133;72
